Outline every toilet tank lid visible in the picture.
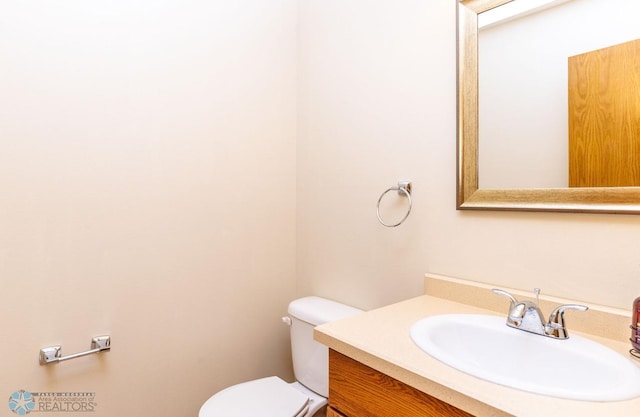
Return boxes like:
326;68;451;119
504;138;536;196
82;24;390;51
288;296;363;326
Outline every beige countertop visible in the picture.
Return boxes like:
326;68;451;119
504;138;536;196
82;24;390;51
314;277;640;417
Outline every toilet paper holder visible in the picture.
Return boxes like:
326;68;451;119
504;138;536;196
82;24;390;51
39;335;111;365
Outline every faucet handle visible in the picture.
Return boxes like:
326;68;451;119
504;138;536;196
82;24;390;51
546;304;588;339
492;289;518;307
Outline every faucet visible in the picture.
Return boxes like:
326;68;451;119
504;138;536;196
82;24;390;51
492;288;588;339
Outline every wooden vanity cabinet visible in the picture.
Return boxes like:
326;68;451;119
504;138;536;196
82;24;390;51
328;349;474;417
327;407;347;417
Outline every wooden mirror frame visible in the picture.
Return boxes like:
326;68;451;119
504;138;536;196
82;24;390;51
456;0;640;214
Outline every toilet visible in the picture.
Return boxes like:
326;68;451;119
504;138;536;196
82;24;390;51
199;296;362;417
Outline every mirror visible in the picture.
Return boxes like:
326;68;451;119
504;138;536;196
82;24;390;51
457;0;640;214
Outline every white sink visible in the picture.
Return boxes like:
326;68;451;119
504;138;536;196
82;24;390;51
410;314;640;401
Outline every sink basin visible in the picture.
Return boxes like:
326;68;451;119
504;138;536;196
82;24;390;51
410;314;640;401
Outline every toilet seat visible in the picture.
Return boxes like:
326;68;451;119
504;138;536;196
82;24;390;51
199;376;310;417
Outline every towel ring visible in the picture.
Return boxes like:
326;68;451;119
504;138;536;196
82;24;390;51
376;181;412;227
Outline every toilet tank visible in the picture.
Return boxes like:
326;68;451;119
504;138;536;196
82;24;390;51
287;296;362;398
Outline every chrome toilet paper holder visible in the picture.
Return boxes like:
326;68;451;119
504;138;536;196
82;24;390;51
39;335;111;365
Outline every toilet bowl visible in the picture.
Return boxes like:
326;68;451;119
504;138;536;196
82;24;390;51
199;377;326;417
199;297;362;417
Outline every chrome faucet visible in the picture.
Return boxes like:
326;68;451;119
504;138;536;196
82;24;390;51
492;288;588;339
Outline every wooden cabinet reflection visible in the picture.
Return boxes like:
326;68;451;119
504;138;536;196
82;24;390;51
569;38;640;187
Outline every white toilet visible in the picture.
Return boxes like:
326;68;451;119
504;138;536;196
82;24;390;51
199;296;362;417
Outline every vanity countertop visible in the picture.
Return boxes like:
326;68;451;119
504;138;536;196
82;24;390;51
314;280;640;417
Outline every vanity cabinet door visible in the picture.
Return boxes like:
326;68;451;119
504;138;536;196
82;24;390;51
328;349;474;417
327;406;347;417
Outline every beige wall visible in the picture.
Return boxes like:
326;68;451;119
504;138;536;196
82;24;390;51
0;1;297;416
296;0;640;312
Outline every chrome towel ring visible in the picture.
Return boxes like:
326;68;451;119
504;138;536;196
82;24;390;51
376;181;412;227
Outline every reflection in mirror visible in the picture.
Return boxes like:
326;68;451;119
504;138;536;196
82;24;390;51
479;0;640;189
568;38;640;187
457;0;640;214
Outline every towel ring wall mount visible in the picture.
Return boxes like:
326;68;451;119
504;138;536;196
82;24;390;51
376;181;412;227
